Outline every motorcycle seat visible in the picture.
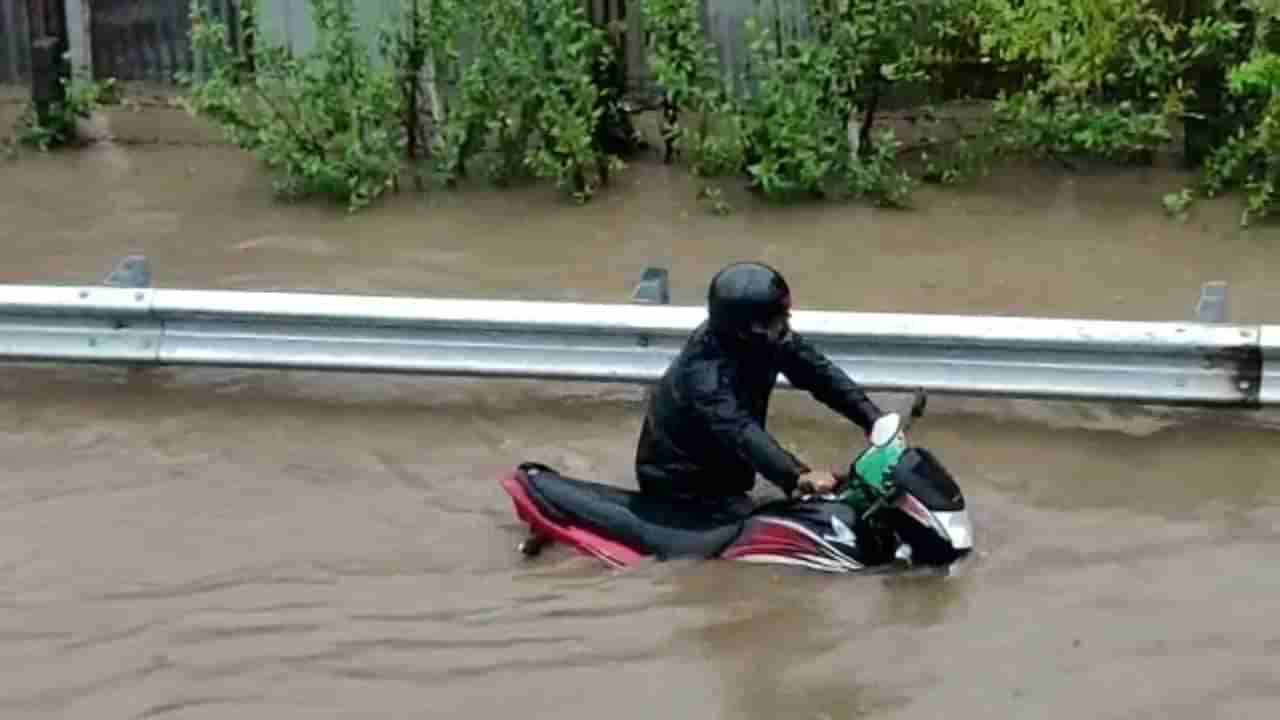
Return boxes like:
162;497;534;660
518;463;746;559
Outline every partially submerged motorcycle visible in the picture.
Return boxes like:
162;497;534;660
499;391;973;573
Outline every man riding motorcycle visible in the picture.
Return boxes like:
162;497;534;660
634;261;885;519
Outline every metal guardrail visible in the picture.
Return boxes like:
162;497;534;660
1;257;1276;407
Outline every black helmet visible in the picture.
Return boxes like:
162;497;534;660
707;262;792;347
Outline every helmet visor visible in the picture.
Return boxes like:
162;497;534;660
748;310;791;344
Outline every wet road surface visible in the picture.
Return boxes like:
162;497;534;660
3;365;1279;719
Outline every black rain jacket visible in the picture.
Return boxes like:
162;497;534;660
635;322;881;502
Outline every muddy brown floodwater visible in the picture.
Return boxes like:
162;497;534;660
2;105;1280;719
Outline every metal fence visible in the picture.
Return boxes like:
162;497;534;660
90;0;190;83
246;0;794;98
587;0;650;93
0;0;811;91
0;0;239;86
91;0;245;83
0;0;30;83
1;258;1276;408
0;0;925;97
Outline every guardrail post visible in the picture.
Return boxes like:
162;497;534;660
1261;326;1279;406
103;254;154;372
631;266;670;305
632;266;671;350
103;254;152;289
1196;281;1229;324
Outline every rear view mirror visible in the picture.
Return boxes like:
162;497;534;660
870;413;902;447
910;389;927;419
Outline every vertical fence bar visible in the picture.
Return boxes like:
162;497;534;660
26;0;69;124
0;0;26;83
62;0;88;76
88;0;206;83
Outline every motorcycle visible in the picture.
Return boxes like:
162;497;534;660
498;390;973;573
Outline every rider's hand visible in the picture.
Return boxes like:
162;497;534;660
797;471;838;496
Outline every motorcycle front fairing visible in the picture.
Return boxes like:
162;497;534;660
882;448;974;565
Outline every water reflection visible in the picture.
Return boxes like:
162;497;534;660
657;564;907;719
